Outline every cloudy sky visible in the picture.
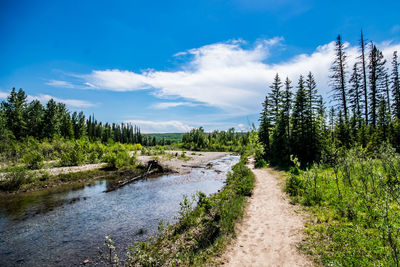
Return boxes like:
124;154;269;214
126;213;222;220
1;0;400;132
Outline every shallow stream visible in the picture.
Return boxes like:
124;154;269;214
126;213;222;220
0;155;239;266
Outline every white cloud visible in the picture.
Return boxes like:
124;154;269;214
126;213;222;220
28;94;95;108
124;120;193;133
0;91;8;99
81;69;150;92
151;102;199;109
46;80;75;88
76;38;400;115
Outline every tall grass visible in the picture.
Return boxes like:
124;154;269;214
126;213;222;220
286;144;400;266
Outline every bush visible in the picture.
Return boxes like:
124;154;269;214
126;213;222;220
59;143;85;166
23;151;44;170
0;167;27;191
254;159;267;168
103;150;135;169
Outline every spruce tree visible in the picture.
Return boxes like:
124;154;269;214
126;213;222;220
330;34;348;121
368;44;387;127
268;73;283;125
282;77;293;145
291;75;309;163
3;88;28;139
392;51;400;120
43;99;61;139
26;100;44;138
359;30;369;123
349;63;363;121
259;95;271;160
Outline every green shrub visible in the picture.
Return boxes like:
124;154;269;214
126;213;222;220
59;143;85;166
23;151;44;170
103;150;135;169
0;167;27;191
254;158;267;168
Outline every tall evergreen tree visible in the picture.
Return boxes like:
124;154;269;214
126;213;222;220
384;74;391;115
26;100;44;138
392;51;400;120
330;34;348;121
58;103;73;139
291;75;311;163
349;63;363;129
359;30;369;123
282;77;293;144
377;97;390;142
43;99;61;139
2;88;28;139
368;44;387;127
259;95;272;160
268;73;283;125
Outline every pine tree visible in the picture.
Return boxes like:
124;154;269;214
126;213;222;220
392;51;400;120
384;74;391;115
377;97;390;142
305;72;319;159
72;111;86;139
259;95;272;160
268;73;283;125
26;100;44;138
3;88;28;139
349;63;363;122
282;77;293;145
291;75;309;163
359;30;369;123
368;44;387;127
330;34;348;121
43;99;61;139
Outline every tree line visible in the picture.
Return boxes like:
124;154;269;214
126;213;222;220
259;31;400;166
182;127;249;152
0;88;164;145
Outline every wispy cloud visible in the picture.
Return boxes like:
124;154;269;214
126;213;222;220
151;101;199;109
72;38;400;116
46;80;75;88
28;94;95;108
124;119;193;133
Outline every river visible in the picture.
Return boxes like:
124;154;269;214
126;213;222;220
0;155;239;266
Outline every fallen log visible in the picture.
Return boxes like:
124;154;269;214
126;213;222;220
103;160;167;193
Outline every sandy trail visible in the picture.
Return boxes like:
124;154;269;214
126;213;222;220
220;159;312;267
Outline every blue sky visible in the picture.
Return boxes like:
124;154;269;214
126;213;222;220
1;0;400;132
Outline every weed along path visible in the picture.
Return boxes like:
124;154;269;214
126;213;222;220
220;159;312;267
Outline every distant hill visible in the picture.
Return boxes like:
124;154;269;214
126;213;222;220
143;133;184;143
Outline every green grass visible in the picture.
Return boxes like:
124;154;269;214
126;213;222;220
99;156;255;266
285;144;400;266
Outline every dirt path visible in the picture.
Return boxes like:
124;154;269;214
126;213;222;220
220;159;312;267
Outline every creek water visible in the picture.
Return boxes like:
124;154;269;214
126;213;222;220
0;155;239;266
